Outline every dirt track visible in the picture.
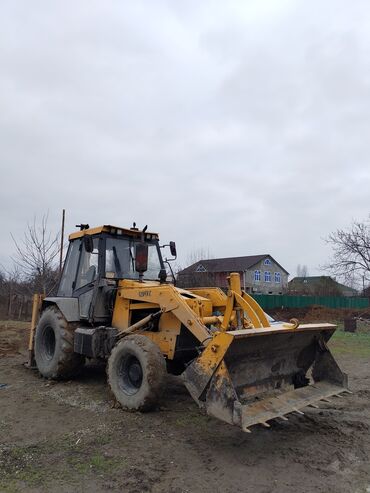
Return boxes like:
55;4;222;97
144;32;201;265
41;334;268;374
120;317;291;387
0;320;370;493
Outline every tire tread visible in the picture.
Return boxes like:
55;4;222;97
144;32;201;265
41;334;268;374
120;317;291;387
35;306;84;379
107;334;166;412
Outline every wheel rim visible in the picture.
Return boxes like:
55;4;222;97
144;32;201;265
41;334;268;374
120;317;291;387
118;354;143;395
41;325;56;361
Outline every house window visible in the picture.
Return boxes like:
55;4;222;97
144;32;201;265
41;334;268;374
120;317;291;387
274;272;281;283
264;271;271;282
254;270;261;281
264;258;271;265
196;264;207;272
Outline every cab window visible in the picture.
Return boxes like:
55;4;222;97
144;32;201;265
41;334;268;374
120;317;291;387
75;238;99;290
58;240;81;296
105;237;161;280
105;237;138;280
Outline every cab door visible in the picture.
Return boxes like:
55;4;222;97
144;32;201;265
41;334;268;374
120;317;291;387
58;239;81;297
73;237;100;319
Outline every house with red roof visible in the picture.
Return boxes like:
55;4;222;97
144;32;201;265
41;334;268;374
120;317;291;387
177;254;289;294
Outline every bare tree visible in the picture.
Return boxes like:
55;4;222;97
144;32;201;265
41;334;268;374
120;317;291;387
0;267;7;317
177;247;216;288
0;263;29;319
296;264;309;278
186;247;214;266
11;215;60;295
324;217;370;291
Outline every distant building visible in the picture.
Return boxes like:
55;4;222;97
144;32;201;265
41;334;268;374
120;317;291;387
288;276;358;297
177;254;289;294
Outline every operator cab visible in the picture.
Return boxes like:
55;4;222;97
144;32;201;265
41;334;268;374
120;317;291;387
57;225;168;323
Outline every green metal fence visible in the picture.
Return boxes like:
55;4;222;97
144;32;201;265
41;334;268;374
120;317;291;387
251;294;369;310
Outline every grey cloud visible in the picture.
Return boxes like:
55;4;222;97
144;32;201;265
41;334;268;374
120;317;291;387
0;0;369;278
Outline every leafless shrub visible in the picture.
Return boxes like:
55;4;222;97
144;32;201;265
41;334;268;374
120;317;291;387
11;214;60;295
324;217;370;292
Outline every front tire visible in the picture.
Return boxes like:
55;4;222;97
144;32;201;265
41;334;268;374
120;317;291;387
108;334;166;411
34;306;84;379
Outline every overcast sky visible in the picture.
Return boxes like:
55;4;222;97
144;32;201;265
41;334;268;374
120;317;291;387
0;0;369;278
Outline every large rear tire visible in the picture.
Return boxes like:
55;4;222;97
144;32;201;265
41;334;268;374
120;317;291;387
34;306;84;379
108;334;166;411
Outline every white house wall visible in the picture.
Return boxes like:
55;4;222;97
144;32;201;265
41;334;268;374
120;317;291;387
244;258;288;294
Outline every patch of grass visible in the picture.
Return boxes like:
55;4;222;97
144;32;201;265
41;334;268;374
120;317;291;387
0;463;58;491
0;479;20;493
0;320;29;331
52;424;112;453
12;468;46;486
93;433;112;446
68;453;119;474
68;455;91;474
329;328;370;358
91;453;118;471
0;428;122;492
0;443;66;490
175;411;211;429
9;445;32;460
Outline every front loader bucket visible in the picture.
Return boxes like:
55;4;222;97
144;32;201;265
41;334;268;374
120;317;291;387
183;324;348;432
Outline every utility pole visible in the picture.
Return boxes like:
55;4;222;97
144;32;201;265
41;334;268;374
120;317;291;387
59;209;65;276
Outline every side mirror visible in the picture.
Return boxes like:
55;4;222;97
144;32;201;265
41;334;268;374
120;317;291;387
84;235;94;253
135;243;148;273
169;241;177;257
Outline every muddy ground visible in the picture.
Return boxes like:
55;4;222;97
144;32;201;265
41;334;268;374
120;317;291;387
0;313;369;493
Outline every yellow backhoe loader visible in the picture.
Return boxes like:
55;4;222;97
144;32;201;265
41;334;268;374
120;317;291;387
27;224;349;432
